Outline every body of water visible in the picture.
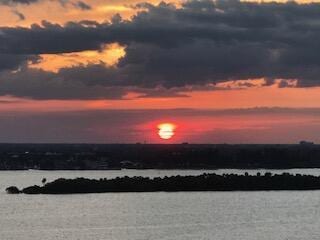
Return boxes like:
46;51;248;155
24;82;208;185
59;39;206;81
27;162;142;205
1;169;320;240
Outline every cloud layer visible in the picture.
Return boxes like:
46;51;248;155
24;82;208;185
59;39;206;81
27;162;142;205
1;0;320;99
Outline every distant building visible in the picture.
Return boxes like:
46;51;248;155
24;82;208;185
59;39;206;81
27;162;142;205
299;141;314;146
120;161;135;169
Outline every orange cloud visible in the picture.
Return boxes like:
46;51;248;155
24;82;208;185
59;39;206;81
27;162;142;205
0;0;165;27
29;43;125;72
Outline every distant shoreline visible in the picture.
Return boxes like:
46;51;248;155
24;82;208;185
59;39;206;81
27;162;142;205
1;143;320;170
2;167;320;171
7;173;320;194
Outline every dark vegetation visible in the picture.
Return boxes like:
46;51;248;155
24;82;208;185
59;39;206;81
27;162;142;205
7;172;320;194
0;143;319;170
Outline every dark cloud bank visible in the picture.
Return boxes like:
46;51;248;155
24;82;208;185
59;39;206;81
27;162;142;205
1;0;320;99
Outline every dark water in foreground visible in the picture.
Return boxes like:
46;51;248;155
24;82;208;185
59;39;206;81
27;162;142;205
1;169;320;240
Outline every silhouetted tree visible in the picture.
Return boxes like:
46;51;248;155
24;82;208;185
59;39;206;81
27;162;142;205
42;178;47;185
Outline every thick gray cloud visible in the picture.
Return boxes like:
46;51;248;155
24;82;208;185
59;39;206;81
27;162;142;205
0;67;132;100
2;0;320;53
2;0;320;99
0;54;38;71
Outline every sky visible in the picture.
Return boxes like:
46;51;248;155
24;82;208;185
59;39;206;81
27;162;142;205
1;0;320;143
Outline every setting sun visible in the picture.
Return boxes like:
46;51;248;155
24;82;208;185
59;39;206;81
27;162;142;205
157;123;176;140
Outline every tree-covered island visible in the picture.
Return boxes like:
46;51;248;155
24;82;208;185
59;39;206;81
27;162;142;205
6;172;320;194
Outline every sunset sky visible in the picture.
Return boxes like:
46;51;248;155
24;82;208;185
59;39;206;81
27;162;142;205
1;0;320;143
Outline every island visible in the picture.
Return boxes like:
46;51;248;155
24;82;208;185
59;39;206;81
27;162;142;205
6;172;320;194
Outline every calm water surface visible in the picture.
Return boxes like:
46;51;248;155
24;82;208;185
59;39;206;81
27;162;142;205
1;169;320;240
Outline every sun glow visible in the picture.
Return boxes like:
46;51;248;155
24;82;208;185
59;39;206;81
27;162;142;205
157;123;176;140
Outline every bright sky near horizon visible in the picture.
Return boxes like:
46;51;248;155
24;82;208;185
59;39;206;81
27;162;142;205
1;0;320;143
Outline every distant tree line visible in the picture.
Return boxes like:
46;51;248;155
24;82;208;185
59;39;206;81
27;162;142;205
0;143;320;170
